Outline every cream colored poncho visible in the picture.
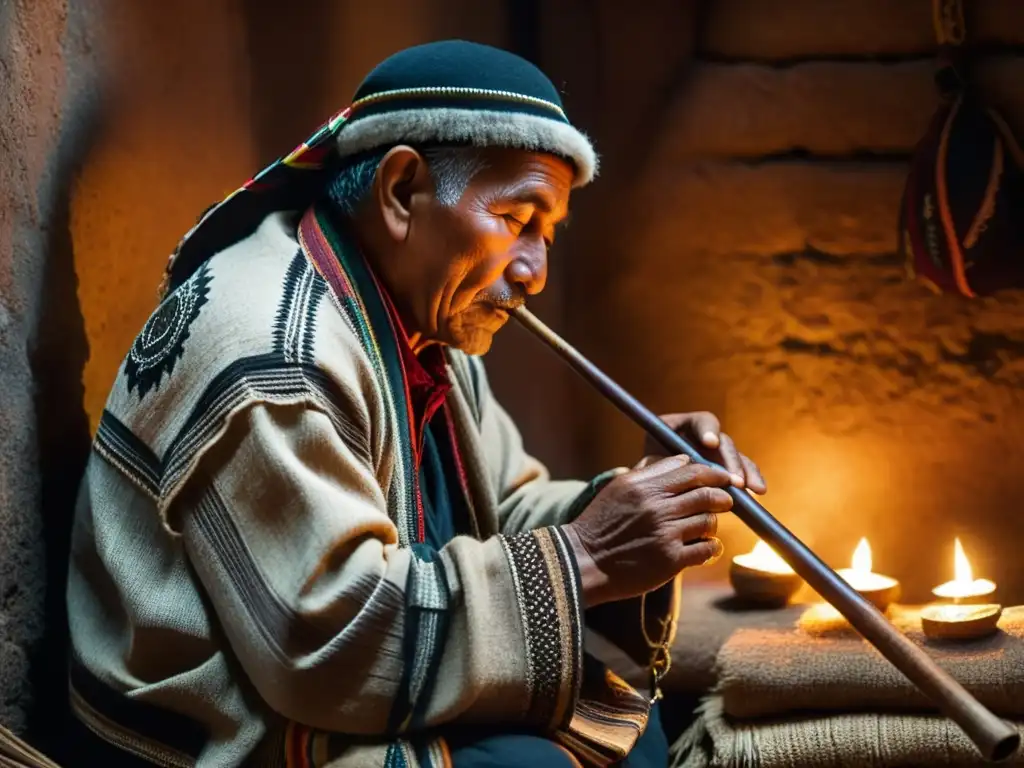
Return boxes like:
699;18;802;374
68;207;676;768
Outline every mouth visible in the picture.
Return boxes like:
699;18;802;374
490;297;525;314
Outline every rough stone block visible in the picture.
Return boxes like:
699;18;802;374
668;61;934;156
661;57;1024;157
632;160;906;257
700;0;1024;60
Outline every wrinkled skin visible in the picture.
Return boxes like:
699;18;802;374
353;146;766;607
354;145;569;356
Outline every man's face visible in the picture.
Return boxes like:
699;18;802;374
383;148;573;355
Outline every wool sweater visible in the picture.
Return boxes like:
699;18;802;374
67;208;675;768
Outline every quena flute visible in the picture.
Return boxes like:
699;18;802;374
511;306;1019;763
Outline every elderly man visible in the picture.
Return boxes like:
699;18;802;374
67;41;765;767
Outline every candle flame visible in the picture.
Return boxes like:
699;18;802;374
953;538;973;584
737;540;794;574
932;537;995;600
851;537;872;574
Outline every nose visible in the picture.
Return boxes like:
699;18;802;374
505;242;548;296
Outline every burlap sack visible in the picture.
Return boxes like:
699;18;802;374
672;696;1024;768
719;605;1024;719
664;585;808;695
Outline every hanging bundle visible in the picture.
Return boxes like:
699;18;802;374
899;0;1024;297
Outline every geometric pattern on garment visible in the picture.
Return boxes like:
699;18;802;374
125;261;213;400
273;250;327;364
500;528;582;729
391;545;451;734
407;548;450;711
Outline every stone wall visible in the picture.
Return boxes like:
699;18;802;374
559;0;1024;602
0;0;97;746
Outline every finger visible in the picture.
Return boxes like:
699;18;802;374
660;412;721;449
652;462;733;495
632;455;663;470
664;486;734;519
716;433;746;488
673;512;719;543
676;537;725;569
741;454;767;495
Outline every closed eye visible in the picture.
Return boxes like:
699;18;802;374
503;213;527;232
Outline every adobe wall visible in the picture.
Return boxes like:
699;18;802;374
560;0;1024;602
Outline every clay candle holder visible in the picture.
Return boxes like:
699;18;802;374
921;603;1003;641
931;538;997;605
925;539;1002;641
836;538;901;612
730;540;803;606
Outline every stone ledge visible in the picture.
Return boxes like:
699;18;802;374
662;57;1024;157
632;160;907;257
700;0;1024;60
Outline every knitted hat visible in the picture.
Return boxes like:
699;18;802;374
162;40;596;295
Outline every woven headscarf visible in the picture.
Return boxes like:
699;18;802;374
161;40;597;297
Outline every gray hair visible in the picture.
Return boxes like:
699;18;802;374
326;145;488;218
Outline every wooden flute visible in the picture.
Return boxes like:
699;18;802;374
511;306;1019;763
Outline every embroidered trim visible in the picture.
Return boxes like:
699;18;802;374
299;208;420;546
94;412;161;498
554;657;651;768
391;546;451;733
500;528;582;728
69;659;205;768
351;86;567;121
385;741;415;768
935;96;975;298
273;251;328;364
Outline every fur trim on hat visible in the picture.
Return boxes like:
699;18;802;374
336;108;598;186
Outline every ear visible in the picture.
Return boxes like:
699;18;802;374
374;145;432;243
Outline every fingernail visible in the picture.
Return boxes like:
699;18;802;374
702;431;720;448
704;538;725;566
730;473;745;488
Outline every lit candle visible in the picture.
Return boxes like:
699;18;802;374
931;538;997;604
730;540;803;607
836;538;901;611
734;540;794;575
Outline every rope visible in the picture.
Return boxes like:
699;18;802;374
640;590;676;704
932;0;966;46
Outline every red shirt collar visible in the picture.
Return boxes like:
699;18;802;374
376;283;452;446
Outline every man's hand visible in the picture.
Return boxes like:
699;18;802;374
562;456;734;608
642;411;766;494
